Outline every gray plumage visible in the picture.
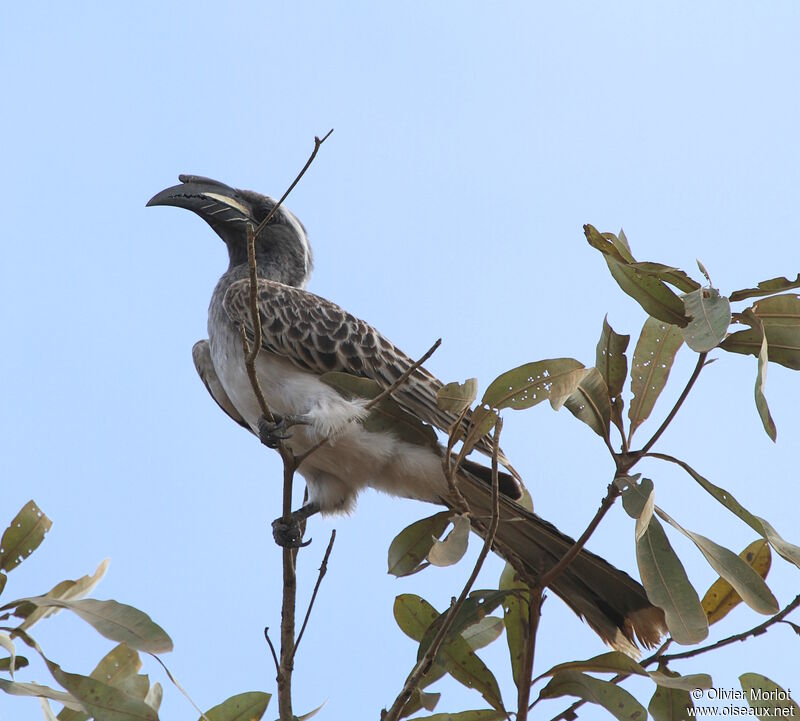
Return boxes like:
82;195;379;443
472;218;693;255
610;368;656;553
148;175;666;653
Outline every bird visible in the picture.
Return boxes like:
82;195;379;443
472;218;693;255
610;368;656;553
147;174;666;654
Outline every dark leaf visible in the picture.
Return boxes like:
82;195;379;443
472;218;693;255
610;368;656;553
563;368;611;438
729;274;800;302
539;670;647;721
595;316;630;435
199;691;271;721
388;512;453;577
0;501;52;573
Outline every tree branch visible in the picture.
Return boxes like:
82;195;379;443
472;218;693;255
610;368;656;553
294;530;336;659
382;419;505;721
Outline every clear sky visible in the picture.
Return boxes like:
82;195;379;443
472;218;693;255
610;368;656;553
2;2;799;719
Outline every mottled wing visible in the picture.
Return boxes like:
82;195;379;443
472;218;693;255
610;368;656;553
222;278;500;460
192;339;251;431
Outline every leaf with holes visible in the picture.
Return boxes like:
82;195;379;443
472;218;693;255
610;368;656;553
428;515;471;567
628;317;684;439
595;316;630;435
563;368;611;438
481;358;585;411
0;501;52;573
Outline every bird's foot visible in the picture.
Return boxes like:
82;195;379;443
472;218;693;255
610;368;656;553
271;503;319;548
257;414;309;449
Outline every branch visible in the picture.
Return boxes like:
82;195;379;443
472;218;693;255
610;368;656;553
636;351;708;458
294;530;336;658
364;338;441;412
253;129;334;241
536;481;622;591
658;592;800;663
382;419;504;721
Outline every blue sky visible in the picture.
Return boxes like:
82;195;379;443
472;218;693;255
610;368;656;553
2;2;799;719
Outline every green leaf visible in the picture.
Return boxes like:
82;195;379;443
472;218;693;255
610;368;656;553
0;572;7;597
648;669;695;721
460;406;499;457
481;358;585;411
628;317;684;439
460;617;504;651
539;670;648;721
409;712;508;721
654;508;778;615
740;673;800;719
621;481;708;645
702;540;772;625
650;454;800;570
58;643;147;721
563;368;611;438
428;515;471;567
648;670;712;691
388;512;453;577
629;262;701;294
680;288;731;352
318;371;439;447
21;559;110;632
394;596;505;710
199;691;271;721
750;313;777;441
721;294;800;370
394;594;439;642
0;678;84;712
46;659;158;721
536;651;647;681
595;316;630;435
3;597;173;654
729;274;800;302
584;225;689;327
0;655;28;672
499;564;530;688
437;379;478;414
0;501;52;572
612;228;635;262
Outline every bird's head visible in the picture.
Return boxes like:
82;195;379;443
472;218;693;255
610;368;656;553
147;174;312;287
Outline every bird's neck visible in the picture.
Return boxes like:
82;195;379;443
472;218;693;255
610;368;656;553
226;226;310;288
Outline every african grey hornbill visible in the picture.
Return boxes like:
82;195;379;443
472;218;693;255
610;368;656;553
147;175;666;653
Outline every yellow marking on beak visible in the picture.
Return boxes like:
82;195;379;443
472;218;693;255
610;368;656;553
202;192;251;217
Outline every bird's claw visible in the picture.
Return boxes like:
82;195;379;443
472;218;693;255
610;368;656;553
258;414;292;448
271;515;312;548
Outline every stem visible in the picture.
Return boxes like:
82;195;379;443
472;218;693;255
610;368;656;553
516;590;543;721
294;530;336;658
636;351;707;458
382;419;504;721
536;481;622;591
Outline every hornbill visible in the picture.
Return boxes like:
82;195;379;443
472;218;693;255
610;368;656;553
147;175;666;653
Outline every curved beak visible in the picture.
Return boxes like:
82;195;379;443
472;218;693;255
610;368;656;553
146;174;255;230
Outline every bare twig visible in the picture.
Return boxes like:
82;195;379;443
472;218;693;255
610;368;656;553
383;419;504;721
658;592;800;663
264;627;280;675
364;338;442;412
635;351;708;458
253;129;334;241
536;481;622;591
294;530;337;658
294;338;442;468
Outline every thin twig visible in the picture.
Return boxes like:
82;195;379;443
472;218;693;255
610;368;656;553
635;351;708;459
536;481;622;591
383;419;504;721
364;338;442;412
264;627;280;675
294;338;442;468
294;530;336;658
658;592;800;663
253;129;334;241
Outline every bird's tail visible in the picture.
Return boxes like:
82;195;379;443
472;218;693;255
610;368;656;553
455;460;666;654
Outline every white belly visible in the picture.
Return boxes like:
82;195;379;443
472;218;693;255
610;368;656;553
208;323;448;514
